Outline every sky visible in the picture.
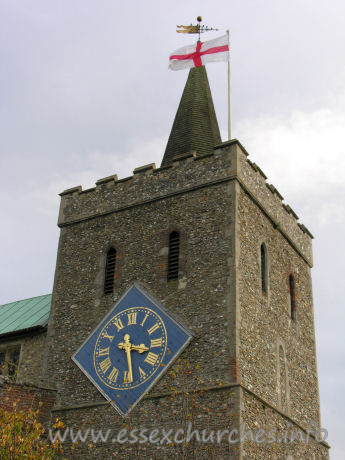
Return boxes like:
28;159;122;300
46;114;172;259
1;0;344;457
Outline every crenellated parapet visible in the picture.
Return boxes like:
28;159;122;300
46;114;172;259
58;139;313;266
215;140;313;266
57;149;231;227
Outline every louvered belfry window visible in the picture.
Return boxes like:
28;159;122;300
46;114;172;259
104;247;116;294
167;231;180;281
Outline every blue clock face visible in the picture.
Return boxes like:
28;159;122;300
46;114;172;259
94;307;167;390
73;284;193;416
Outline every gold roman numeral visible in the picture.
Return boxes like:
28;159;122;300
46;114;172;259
139;367;146;380
144;352;159;366
113;318;124;332
150;338;162;348
98;347;110;357
147;323;159;335
108;367;119;383
102;333;114;342
99;357;112;373
140;313;149;327
127;312;137;325
123;371;131;383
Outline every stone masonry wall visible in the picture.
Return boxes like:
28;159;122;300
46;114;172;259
52;386;241;460
237;188;321;427
238;146;313;265
17;332;47;385
44;150;235;410
42;141;326;458
213;142;327;458
240;389;329;459
214;141;313;266
0;331;46;386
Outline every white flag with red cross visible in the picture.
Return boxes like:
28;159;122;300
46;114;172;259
169;34;229;71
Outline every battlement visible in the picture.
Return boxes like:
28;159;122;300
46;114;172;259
219;140;313;265
58;139;313;266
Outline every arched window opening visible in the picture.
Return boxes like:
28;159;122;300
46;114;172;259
260;243;268;294
289;274;296;320
167;231;180;281
104;247;116;294
0;346;21;379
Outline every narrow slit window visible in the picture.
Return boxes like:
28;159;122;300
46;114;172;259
104;247;116;294
261;243;267;294
289;274;296;320
167;231;180;281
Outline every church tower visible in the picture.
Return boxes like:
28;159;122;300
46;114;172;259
43;66;329;458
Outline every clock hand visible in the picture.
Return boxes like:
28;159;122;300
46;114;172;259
118;334;133;383
118;336;149;383
130;343;149;354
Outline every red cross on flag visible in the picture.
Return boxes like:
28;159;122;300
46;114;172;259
169;34;229;71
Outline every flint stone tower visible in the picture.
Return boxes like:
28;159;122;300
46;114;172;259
43;66;329;459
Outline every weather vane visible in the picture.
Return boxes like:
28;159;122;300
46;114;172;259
177;16;218;41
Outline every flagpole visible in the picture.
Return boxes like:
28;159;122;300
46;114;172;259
227;29;231;140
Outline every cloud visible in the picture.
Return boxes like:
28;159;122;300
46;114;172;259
232;99;345;457
0;134;166;304
1;135;167;226
234;98;345;200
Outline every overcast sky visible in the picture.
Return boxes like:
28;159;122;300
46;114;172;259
1;1;344;457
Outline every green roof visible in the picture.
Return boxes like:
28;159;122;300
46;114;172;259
0;294;52;335
161;66;221;166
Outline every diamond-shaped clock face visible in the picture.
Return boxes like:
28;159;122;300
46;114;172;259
72;283;193;416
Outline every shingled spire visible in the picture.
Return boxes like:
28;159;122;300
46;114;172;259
161;66;221;167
